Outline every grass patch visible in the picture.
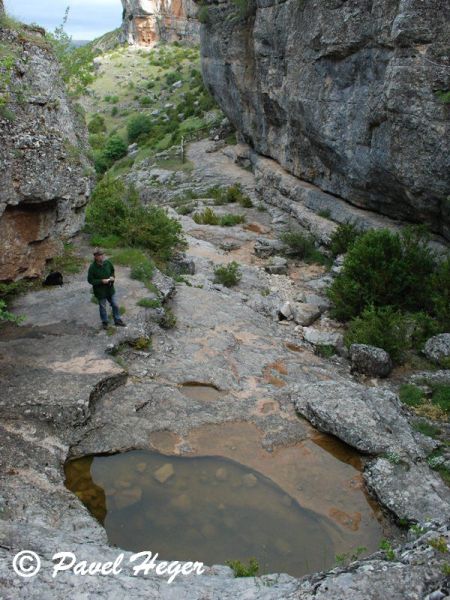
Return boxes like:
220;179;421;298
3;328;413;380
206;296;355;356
315;344;336;358
399;384;425;407
137;298;161;309
226;558;259;578
90;234;123;249
411;419;441;438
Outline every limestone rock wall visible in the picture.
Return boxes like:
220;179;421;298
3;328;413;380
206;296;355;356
0;25;94;281
200;0;450;239
121;0;200;45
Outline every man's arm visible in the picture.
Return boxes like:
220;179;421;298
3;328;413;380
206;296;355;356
87;265;104;286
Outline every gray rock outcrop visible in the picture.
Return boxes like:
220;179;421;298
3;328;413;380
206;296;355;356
350;343;393;378
121;0;200;45
424;333;450;365
200;0;450;239
0;24;93;281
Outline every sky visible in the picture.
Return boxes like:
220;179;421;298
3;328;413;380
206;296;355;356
4;0;123;40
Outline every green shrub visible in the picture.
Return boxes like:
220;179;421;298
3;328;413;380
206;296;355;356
160;307;177;329
0;299;22;324
103;135;127;162
431;256;450;331
219;214;246;226
328;227;436;321
198;5;210;24
330;222;362;257
86;177;185;260
193;207;220;225
226;558;259;578
127;114;153;143
280;230;328;264
88;114;106;134
90;234;122;249
213;261;242;287
344;305;410;363
399;384;424;407
140;96;152;106
318;209;331;219
111;106;118;117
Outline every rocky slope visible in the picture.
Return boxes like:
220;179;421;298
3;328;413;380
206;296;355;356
0;19;93;282
1;140;449;598
199;0;450;240
121;0;200;45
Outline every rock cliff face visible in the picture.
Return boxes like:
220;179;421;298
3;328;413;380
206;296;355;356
121;0;200;45
0;23;94;281
200;0;450;239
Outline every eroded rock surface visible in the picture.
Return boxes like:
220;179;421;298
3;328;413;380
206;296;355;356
200;0;450;239
1;141;449;598
0;26;93;281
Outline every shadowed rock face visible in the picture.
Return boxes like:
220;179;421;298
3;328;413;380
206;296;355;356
200;0;450;239
0;26;94;282
121;0;200;44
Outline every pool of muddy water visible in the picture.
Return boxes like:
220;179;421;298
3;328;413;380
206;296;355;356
65;451;340;577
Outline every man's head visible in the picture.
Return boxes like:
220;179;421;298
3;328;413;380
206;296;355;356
93;249;105;264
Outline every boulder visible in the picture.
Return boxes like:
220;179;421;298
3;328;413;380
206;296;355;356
424;334;450;365
264;256;288;275
292;303;321;327
350;344;393;378
301;327;343;350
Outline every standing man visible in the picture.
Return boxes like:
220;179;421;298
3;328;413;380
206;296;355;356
88;249;126;329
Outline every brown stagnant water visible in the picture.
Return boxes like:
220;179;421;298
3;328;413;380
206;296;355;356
65;451;339;577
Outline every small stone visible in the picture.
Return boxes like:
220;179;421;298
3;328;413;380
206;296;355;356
153;463;174;484
114;487;142;510
242;473;258;487
135;462;147;473
215;467;228;481
170;493;191;512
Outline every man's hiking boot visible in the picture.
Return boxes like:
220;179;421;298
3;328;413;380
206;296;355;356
115;319;126;327
102;322;109;330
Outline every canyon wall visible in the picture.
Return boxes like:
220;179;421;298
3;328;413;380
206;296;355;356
121;0;200;45
200;0;450;239
0;23;94;282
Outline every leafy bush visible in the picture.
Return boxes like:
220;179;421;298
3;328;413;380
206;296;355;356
0;299;22;324
219;214;246;226
226;558;259;578
130;260;154;282
86;177;185;260
88;114;106;134
193;207;220;225
140;96;152;106
330;222;362;257
103;135;127;162
431;256;450;331
198;5;210;24
127;114;153;143
280;230;327;264
344;305;411;363
213;261;242;287
328;227;436;321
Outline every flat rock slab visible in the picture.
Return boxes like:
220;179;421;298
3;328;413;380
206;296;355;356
293;381;422;459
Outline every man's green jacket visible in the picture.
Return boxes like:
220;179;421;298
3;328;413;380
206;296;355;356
87;259;116;300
